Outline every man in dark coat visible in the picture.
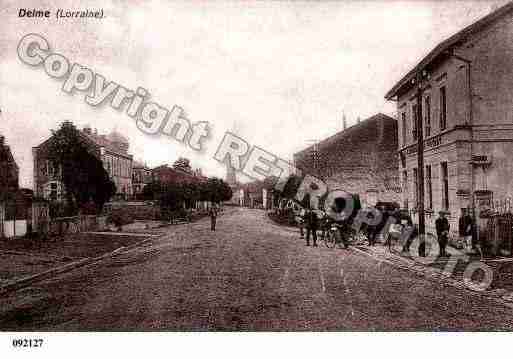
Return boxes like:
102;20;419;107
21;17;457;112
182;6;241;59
435;210;450;257
209;207;217;231
297;207;306;239
399;210;416;253
458;208;473;254
368;206;390;246
305;209;319;247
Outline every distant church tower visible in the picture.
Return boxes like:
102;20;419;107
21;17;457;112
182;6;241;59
226;162;237;186
225;120;239;186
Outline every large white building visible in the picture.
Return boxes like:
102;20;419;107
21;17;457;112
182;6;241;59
385;2;513;237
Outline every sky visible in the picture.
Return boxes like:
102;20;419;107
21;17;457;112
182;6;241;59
0;0;510;188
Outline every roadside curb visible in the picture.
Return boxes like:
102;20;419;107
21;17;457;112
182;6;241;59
0;235;161;296
350;246;513;309
0;249;80;262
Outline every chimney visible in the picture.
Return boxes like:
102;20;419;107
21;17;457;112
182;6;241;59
343;112;347;130
357;116;361;123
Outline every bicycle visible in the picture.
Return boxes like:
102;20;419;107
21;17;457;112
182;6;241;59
322;222;361;249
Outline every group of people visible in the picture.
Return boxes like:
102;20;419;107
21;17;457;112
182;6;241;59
296;205;481;258
433;208;480;257
297;207;352;248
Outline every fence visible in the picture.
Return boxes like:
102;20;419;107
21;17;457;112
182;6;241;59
42;215;107;237
476;197;513;257
1;200;107;239
485;213;513;257
0;197;31;238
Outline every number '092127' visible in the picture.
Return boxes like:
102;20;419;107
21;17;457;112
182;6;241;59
12;338;44;348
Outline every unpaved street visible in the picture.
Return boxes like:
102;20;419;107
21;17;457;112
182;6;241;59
1;208;513;331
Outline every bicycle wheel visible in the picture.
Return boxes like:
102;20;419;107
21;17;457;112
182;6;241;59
325;230;337;248
335;229;348;249
320;231;329;248
355;230;368;245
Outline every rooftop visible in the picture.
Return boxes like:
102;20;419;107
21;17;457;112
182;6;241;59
295;113;396;156
385;1;513;100
81;128;131;158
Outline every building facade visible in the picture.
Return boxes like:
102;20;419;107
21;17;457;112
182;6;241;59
293;113;401;208
132;161;152;199
33;123;133;201
385;2;513;236
0;135;19;197
152;164;207;186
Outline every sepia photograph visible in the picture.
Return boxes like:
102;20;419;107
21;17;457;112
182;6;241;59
1;0;513;356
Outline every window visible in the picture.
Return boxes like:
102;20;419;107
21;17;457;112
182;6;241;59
401;112;407;145
413;168;419;209
425;95;431;137
439;86;447;130
403;170;408;209
48;161;55;178
40;160;48;176
50;182;57;201
426;165;432;210
441;162;449;210
412;104;418;140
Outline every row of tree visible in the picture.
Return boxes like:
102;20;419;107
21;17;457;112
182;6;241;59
142;177;232;210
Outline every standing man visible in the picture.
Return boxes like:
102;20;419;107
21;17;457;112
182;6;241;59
297;207;306;239
459;208;473;254
401;212;417;254
435;210;450;257
305;209;319;247
209;206;217;231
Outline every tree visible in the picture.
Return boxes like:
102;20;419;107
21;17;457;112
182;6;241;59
204;177;232;204
141;181;163;201
160;182;184;211
173;157;192;174
47;122;116;214
181;181;200;209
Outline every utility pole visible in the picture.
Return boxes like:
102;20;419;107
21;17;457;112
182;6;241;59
306;139;321;210
415;71;426;257
307;139;320;179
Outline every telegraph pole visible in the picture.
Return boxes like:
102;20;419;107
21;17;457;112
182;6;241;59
307;139;320;179
415;71;426;256
306;139;321;209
